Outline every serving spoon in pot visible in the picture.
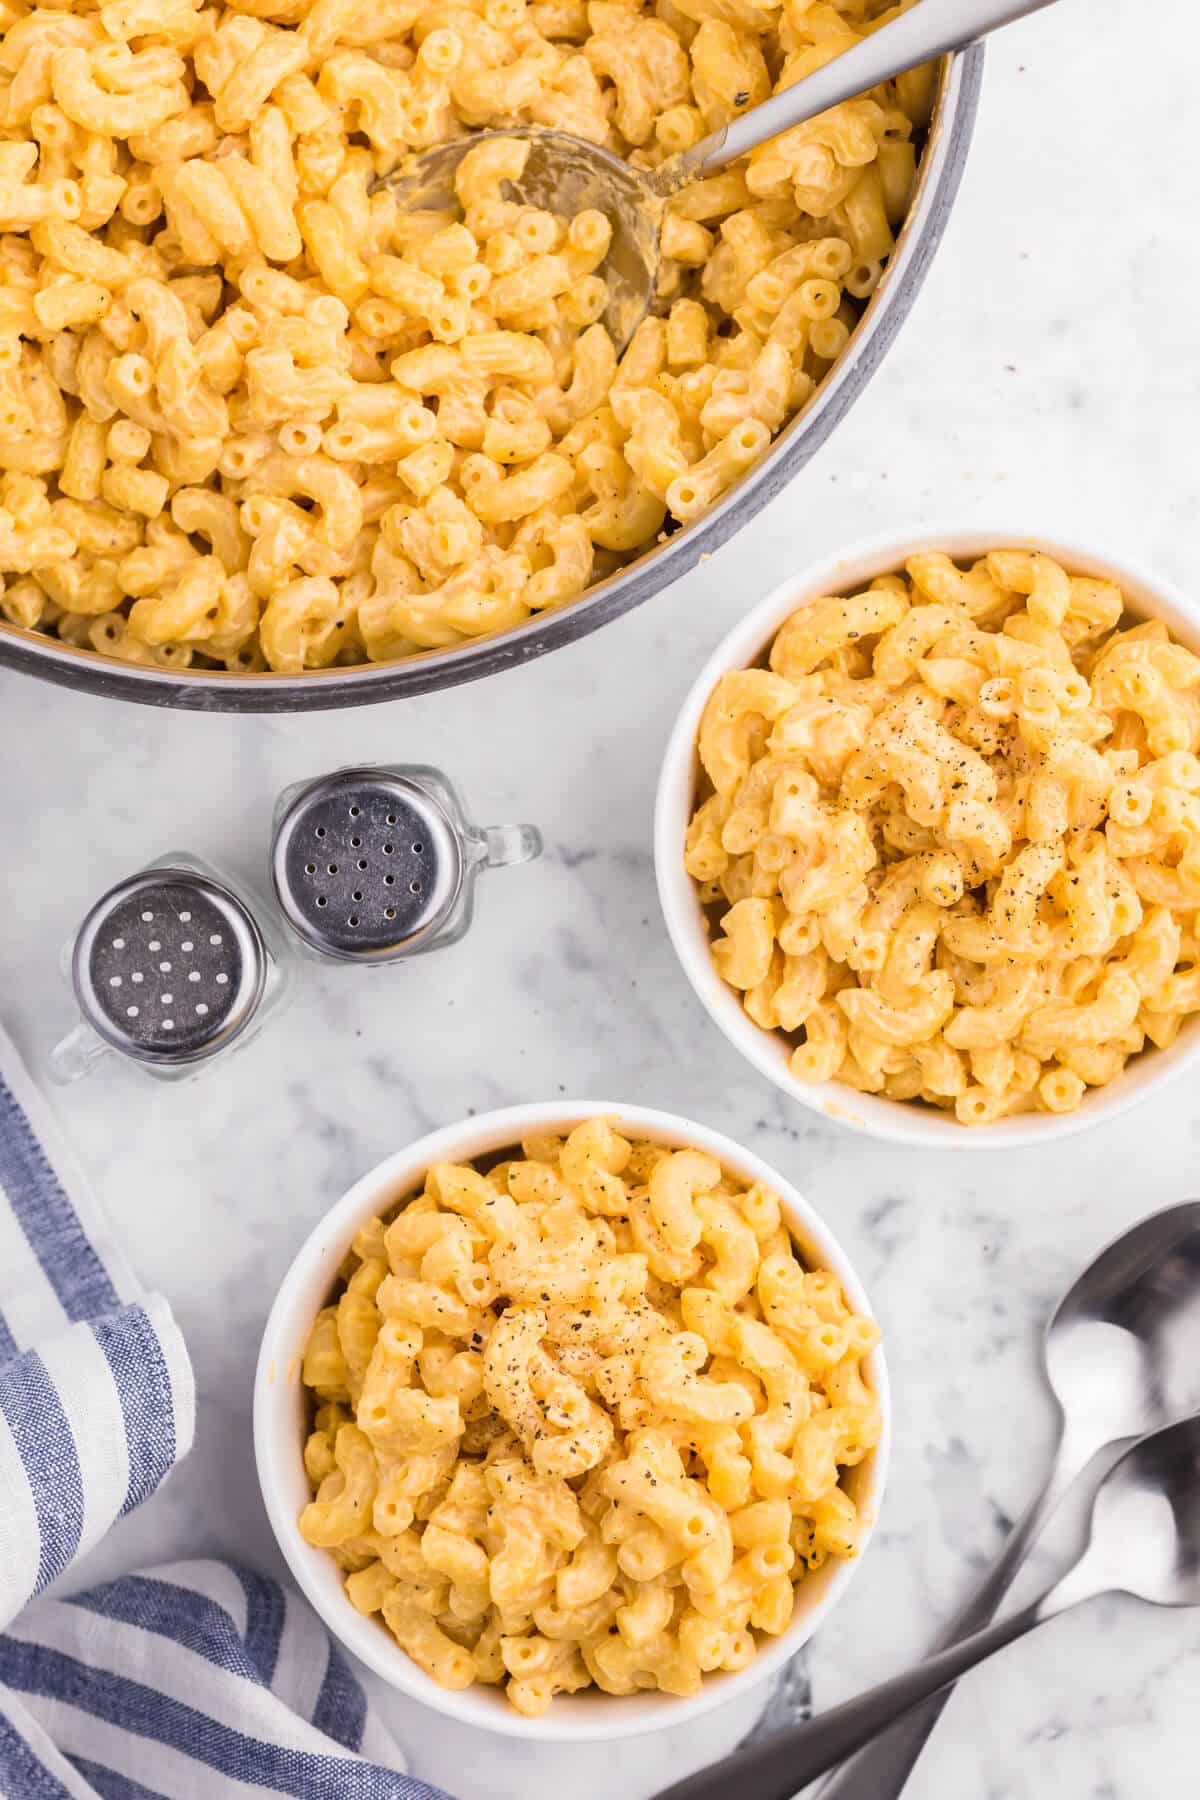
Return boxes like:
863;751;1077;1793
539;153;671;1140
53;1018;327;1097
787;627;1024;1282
385;0;1061;351
656;1411;1200;1800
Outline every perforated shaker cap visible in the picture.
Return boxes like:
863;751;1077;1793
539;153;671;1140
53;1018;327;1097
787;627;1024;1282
72;869;268;1065
270;769;463;961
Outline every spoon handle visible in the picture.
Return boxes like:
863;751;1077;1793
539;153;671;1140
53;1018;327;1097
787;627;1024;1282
652;1592;1065;1800
678;0;1060;183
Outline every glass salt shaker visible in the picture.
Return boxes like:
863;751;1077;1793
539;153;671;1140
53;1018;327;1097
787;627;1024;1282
49;853;290;1083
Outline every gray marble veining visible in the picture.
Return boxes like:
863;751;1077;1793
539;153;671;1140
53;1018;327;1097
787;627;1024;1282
2;1;1198;1794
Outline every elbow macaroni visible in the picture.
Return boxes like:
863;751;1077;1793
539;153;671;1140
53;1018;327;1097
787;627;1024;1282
0;0;925;673
687;550;1200;1124
299;1120;881;1713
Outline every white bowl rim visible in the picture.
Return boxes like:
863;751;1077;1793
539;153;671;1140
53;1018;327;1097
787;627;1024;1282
253;1098;891;1741
655;523;1200;1150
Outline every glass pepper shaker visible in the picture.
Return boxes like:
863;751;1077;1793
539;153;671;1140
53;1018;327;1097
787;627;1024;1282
269;763;542;964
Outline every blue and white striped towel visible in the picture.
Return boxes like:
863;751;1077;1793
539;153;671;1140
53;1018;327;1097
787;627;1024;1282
0;1028;452;1800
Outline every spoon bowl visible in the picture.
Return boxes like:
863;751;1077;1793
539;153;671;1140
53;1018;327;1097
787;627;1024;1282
1088;1415;1200;1609
1044;1200;1200;1458
385;128;663;354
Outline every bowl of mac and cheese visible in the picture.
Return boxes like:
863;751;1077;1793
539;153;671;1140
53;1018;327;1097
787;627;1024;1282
657;531;1200;1146
0;0;980;709
254;1102;889;1736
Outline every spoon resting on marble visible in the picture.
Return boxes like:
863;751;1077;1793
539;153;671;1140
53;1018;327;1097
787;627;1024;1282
812;1198;1200;1798
654;1412;1200;1800
382;0;1061;352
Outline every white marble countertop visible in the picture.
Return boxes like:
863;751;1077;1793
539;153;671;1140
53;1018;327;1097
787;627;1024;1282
3;1;1198;1794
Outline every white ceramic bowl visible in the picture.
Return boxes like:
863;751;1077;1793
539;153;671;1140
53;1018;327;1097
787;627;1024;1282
656;527;1200;1150
254;1100;890;1741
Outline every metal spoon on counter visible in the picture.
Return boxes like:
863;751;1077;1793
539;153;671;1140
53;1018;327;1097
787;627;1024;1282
684;1201;1200;1797
806;1198;1200;1799
656;1412;1200;1800
385;0;1060;352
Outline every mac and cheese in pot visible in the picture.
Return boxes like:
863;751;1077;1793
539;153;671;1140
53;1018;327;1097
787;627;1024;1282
0;0;926;673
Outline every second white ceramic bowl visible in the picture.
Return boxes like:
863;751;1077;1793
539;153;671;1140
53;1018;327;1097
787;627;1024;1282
655;527;1200;1150
254;1100;889;1740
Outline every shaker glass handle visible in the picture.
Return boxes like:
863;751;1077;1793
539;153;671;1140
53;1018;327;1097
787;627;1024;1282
48;1022;111;1084
483;823;543;869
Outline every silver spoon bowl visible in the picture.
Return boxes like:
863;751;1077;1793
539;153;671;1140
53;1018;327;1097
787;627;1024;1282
383;129;662;352
1085;1410;1200;1606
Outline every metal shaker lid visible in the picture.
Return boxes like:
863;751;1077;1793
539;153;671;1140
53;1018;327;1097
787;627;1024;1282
271;768;463;961
72;868;267;1064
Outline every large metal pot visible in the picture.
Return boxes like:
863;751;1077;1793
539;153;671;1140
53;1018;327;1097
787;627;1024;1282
0;49;982;712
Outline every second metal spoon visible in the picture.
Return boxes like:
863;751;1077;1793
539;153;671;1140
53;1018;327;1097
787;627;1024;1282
656;1412;1200;1800
812;1198;1200;1799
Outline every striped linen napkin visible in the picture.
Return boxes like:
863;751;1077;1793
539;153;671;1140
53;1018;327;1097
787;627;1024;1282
0;1028;451;1799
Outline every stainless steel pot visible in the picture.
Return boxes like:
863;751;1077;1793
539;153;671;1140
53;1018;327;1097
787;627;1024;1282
0;49;982;713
